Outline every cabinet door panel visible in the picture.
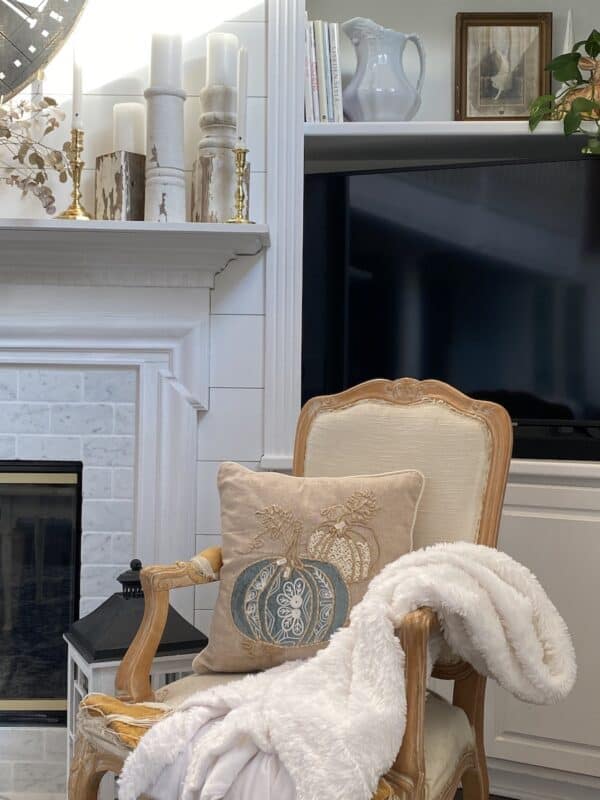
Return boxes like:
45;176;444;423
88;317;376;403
485;506;600;776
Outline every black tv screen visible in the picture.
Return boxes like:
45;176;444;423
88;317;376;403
303;158;600;460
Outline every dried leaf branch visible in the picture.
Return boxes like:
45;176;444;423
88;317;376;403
0;97;69;215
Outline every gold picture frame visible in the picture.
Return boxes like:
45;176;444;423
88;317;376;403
455;12;553;121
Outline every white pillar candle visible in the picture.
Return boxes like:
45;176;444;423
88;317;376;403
236;46;248;145
150;33;183;90
206;32;239;87
72;50;83;130
113;102;146;154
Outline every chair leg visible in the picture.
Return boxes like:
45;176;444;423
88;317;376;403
461;759;489;800
68;735;122;800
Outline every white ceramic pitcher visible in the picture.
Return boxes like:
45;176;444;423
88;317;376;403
342;17;426;122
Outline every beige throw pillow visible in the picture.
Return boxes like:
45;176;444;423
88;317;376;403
194;462;425;674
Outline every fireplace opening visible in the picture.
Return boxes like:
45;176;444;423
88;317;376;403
0;461;82;726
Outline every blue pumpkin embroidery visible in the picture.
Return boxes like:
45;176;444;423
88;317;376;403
231;558;348;647
231;505;350;648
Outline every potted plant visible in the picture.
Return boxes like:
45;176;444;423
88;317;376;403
529;29;600;154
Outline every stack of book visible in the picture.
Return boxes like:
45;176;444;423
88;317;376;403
304;18;343;123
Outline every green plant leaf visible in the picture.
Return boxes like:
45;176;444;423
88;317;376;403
529;94;555;130
571;97;600;115
564;108;582;135
585;29;600;58
546;52;583;83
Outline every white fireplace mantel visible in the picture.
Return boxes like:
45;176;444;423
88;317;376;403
0;219;270;288
0;217;271;620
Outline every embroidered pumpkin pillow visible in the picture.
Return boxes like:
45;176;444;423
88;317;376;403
193;461;425;674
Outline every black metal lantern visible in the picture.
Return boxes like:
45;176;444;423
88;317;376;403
64;560;207;662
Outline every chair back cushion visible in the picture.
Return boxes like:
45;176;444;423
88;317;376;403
294;379;512;550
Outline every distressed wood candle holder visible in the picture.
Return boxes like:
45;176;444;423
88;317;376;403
191;85;249;223
95;151;146;221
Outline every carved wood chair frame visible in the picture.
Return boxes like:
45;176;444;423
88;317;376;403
69;378;513;800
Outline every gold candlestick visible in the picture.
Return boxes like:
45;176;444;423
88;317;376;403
57;128;92;221
227;146;254;224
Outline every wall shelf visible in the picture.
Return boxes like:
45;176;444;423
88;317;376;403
0;219;270;287
305;120;584;171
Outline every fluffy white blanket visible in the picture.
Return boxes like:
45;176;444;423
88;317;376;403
118;543;576;800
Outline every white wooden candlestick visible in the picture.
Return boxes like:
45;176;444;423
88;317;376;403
191;84;250;223
191;33;249;223
145;35;186;223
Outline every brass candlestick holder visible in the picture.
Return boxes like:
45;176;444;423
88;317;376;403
57;128;93;221
227;145;254;224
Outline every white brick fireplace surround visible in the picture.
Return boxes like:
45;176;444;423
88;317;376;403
0;365;137;614
0;233;268;794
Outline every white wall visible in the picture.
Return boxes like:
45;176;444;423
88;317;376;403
306;0;599;121
0;5;268;794
0;0;268;636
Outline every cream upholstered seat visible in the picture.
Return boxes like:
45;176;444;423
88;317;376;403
69;378;512;800
79;673;473;800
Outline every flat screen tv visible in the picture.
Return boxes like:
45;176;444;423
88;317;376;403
303;158;600;460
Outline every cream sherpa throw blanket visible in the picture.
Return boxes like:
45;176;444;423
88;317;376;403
118;543;576;800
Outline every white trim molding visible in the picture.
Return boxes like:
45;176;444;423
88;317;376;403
0;219;270;288
0;285;211;620
489;758;600;800
262;0;305;471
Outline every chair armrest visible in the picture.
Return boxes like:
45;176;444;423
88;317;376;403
384;607;439;798
114;546;222;703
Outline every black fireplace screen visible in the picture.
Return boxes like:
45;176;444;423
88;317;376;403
0;461;82;725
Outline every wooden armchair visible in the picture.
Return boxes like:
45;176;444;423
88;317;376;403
69;378;512;800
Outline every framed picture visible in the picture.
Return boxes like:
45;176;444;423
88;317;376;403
455;12;553;120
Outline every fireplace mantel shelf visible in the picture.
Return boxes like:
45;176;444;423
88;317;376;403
0;219;270;288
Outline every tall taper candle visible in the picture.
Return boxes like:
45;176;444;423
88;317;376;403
236;46;248;145
72;50;83;130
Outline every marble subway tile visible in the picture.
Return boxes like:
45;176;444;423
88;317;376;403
80;565;122;597
18;435;81;460
0;403;49;434
19;369;82;402
0;729;44;760
83;467;112;499
0;369;17;400
83;499;133;532
83;436;135;467
51;403;113;435
13;761;66;793
81;533;113;564
112;533;133;563
114;404;136;434
0;435;16;458
84;370;137;403
113;467;134;499
44;728;68;762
